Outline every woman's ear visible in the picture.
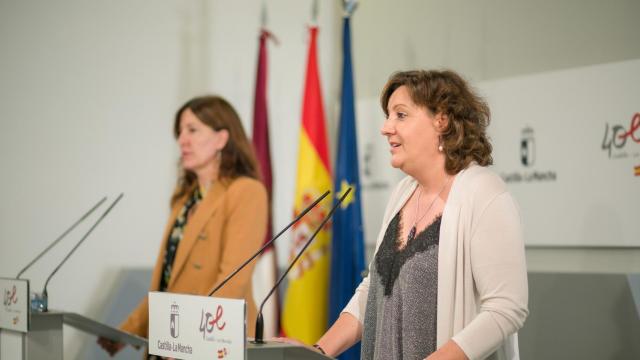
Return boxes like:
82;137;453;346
216;129;230;150
435;113;449;133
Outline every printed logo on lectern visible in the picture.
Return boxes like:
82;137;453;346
199;305;227;341
217;347;229;359
170;302;180;338
520;127;535;167
158;302;192;356
3;285;18;308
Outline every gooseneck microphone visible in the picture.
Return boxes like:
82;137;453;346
253;187;352;344
208;190;331;297
16;197;107;279
41;193;124;312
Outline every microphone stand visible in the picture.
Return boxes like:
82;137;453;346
16;197;107;279
41;193;124;312
253;187;352;344
208;190;331;297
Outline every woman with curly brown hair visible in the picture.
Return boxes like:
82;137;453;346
278;70;528;360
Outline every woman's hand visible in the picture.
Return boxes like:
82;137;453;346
97;336;125;357
271;337;321;353
272;312;363;358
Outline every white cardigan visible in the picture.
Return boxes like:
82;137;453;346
343;165;529;360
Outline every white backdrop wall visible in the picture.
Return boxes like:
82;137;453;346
1;0;640;359
0;0;340;358
200;0;342;265
350;0;640;99
482;59;640;247
0;1;187;358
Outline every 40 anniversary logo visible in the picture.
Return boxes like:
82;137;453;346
199;305;226;340
3;285;18;307
601;113;640;159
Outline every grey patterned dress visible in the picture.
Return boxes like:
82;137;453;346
361;212;441;360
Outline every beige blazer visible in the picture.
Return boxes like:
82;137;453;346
120;176;268;338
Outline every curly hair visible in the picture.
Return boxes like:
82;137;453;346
380;69;493;174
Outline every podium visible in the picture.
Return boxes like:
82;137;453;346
1;312;334;360
148;292;334;359
0;310;146;360
248;341;334;360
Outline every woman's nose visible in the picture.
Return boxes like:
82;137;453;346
177;132;188;146
380;119;393;136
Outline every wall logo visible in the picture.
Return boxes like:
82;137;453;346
501;126;557;184
199;305;226;341
601;113;640;159
3;285;18;307
170;302;179;338
520;127;535;167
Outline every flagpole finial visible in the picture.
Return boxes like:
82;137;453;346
311;0;319;24
261;1;267;28
342;0;358;17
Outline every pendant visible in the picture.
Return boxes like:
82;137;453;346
407;225;417;243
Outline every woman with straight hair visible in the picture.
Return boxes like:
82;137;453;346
99;95;268;358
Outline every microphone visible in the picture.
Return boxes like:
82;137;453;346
16;197;107;279
40;193;124;312
208;190;331;297
253;187;352;344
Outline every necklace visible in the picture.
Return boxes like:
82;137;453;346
407;177;451;243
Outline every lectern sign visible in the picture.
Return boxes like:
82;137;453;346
0;278;29;332
149;292;246;360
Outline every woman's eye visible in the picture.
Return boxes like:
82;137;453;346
397;112;407;119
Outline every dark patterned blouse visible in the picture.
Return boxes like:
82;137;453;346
150;187;202;360
158;187;203;292
361;211;441;360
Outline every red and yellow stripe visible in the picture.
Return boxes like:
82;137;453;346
282;26;333;345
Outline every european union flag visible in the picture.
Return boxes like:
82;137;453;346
329;14;366;360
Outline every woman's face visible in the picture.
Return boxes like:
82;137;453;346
177;108;228;174
380;85;443;173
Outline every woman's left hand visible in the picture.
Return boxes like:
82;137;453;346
270;337;319;352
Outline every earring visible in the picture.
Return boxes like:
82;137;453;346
438;137;444;152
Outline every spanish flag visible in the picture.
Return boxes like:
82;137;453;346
282;26;332;344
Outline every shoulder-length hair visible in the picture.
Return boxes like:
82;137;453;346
380;69;493;174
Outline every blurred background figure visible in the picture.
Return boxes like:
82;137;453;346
98;95;268;358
